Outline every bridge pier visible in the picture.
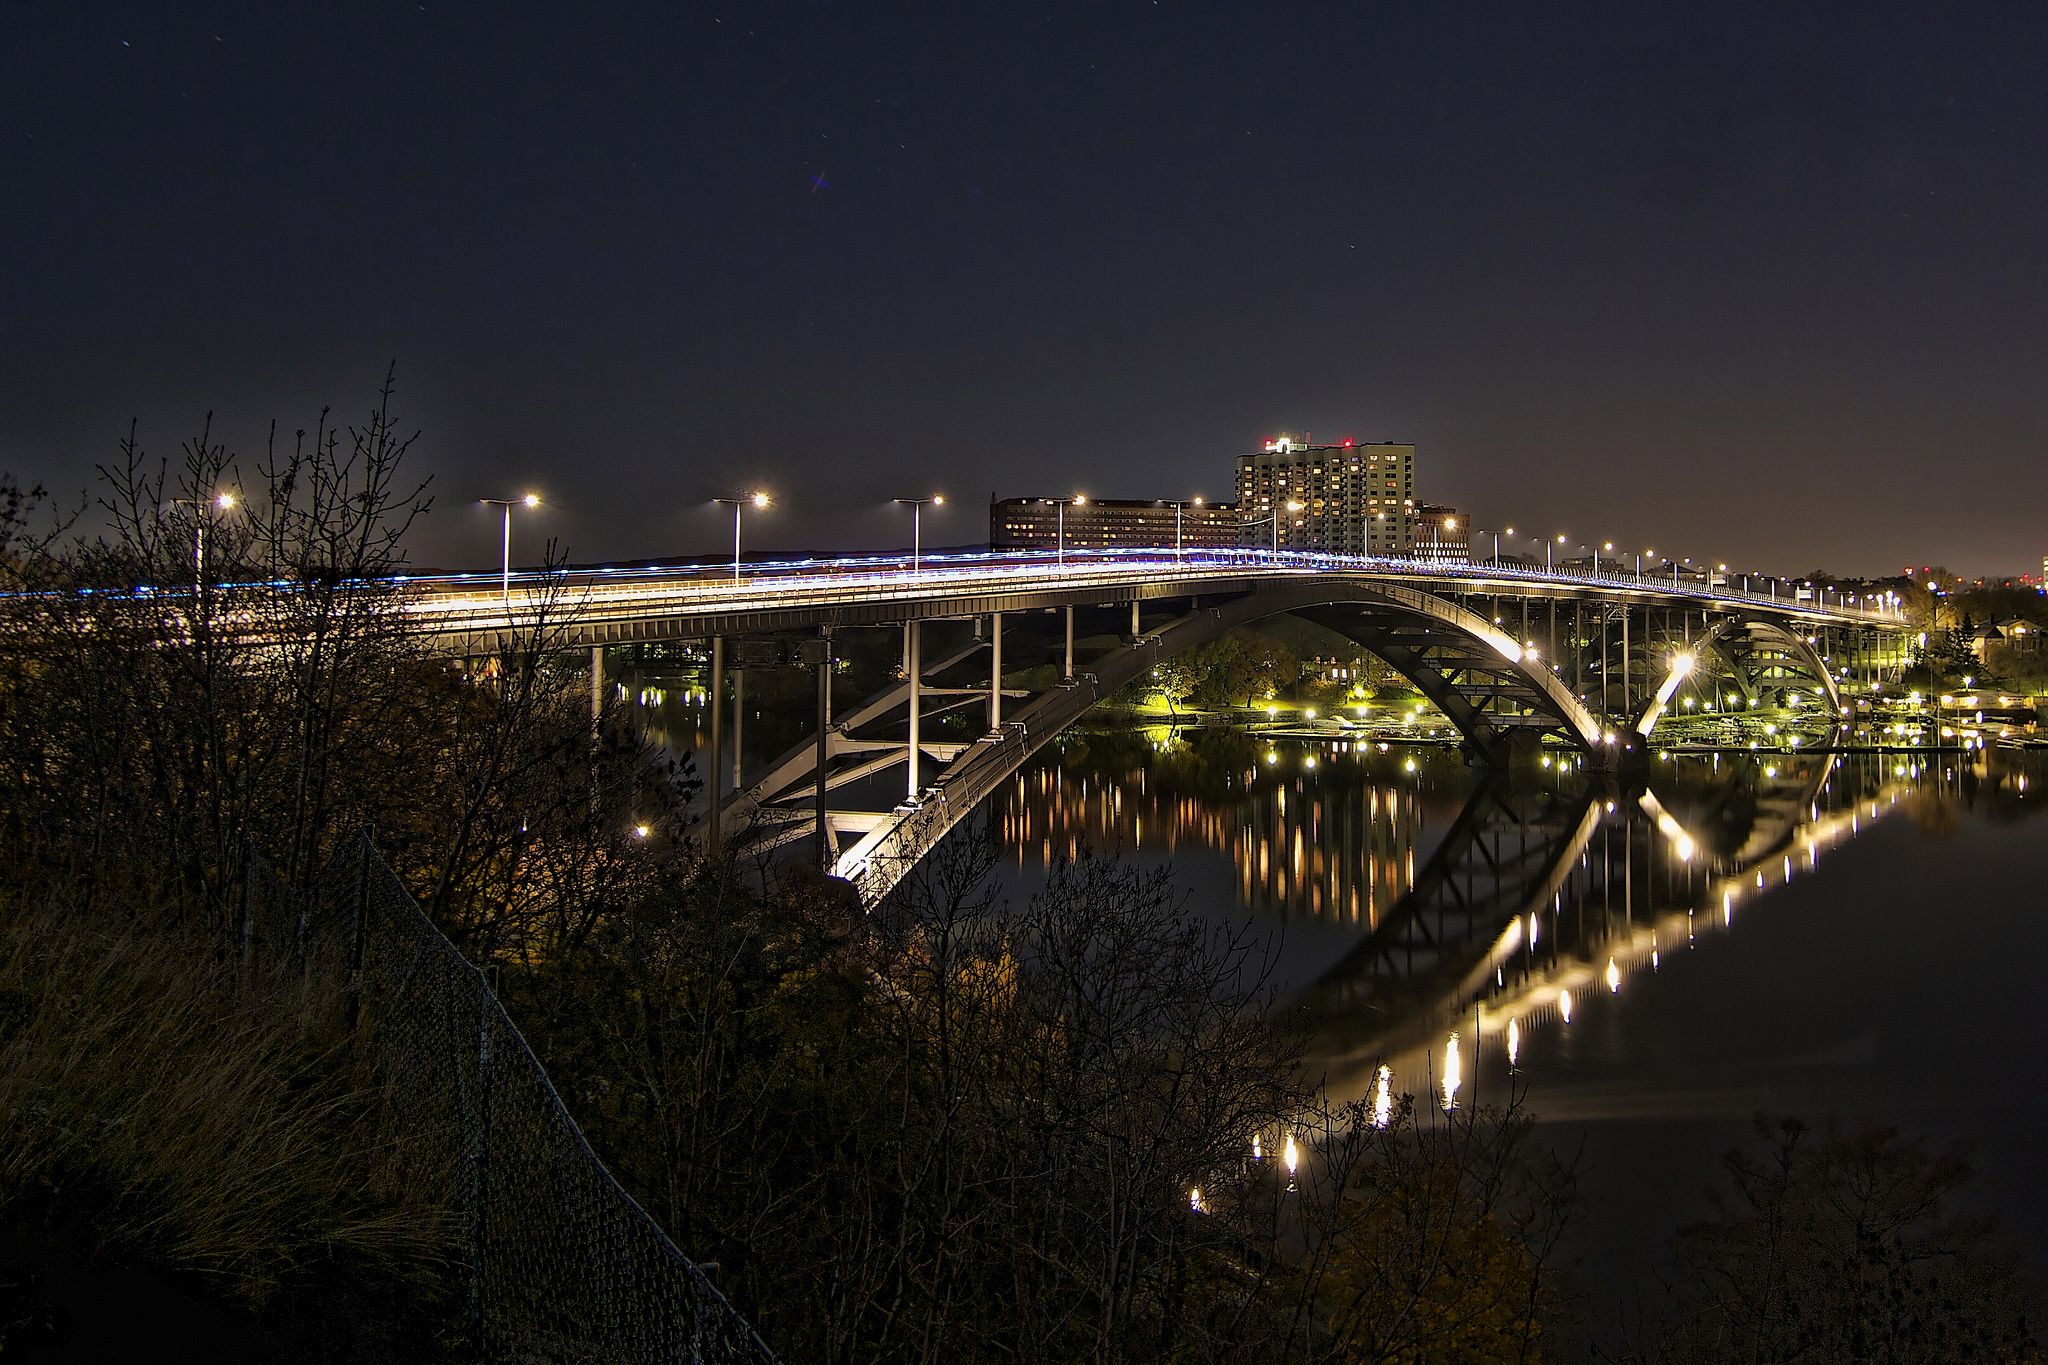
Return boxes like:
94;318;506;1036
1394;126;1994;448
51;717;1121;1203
906;619;922;798
988;610;1003;729
1064;605;1075;679
732;667;746;790
590;645;605;726
1621;608;1631;714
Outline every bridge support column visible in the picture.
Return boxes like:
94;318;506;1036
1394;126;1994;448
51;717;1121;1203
590;645;605;726
732;667;746;790
906;620;922;798
1130;600;1140;637
988;610;1003;730
1621;608;1631;714
1598;610;1609;727
1064;605;1075;679
1477;728;1547;774
816;627;832;872
708;635;725;846
1573;601;1583;702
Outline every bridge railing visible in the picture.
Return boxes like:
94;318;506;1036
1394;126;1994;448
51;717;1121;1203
395;544;1904;637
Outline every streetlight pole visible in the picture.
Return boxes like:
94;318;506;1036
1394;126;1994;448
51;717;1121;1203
1275;500;1304;557
1493;526;1514;566
893;495;945;573
1166;497;1205;559
1046;494;1086;566
172;491;238;597
481;494;541;610
714;492;771;584
1239;501;1301;559
1546;534;1566;573
1595;541;1611;578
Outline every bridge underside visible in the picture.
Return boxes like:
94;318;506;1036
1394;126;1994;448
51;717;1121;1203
598;576;1900;908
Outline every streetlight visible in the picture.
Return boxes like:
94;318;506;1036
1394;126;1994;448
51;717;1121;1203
1165;497;1206;558
1044;494;1087;565
1278;500;1305;557
1428;515;1459;563
1239;500;1303;558
1594;541;1612;577
714;492;770;584
1546;534;1567;573
893;494;945;573
172;491;237;596
1637;549;1655;580
1493;526;1515;566
480;493;541;609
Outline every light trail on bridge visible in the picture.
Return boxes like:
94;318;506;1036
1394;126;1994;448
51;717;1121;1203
396;545;1902;642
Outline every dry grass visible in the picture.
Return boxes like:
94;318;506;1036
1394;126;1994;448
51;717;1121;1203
0;899;458;1308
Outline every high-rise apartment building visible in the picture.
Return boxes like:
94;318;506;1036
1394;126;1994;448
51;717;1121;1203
1235;436;1415;556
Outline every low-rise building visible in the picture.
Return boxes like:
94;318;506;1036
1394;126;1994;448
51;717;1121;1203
989;496;1240;552
1410;504;1469;564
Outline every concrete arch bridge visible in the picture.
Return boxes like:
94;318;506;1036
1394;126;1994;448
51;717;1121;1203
407;550;1908;907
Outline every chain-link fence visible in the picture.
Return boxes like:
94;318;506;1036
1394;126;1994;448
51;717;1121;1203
244;834;775;1364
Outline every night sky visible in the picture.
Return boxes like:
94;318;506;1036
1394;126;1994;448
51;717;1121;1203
5;2;2044;576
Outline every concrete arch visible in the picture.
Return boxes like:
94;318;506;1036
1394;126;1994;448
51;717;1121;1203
1632;614;1843;738
834;579;1608;905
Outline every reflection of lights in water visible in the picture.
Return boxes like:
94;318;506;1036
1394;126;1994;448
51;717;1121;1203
1374;1065;1393;1128
1606;957;1620;993
1506;1019;1520;1067
1559;988;1573;1023
1651;949;1660;970
1442;1033;1462;1110
1529;912;1539;946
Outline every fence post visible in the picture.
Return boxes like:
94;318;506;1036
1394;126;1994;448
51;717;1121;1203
466;986;495;1344
346;834;371;1032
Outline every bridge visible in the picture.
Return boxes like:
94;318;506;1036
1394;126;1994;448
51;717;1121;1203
402;548;1910;907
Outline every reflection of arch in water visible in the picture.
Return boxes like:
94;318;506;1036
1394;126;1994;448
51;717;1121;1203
1301;753;1914;1101
1296;778;1601;1025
